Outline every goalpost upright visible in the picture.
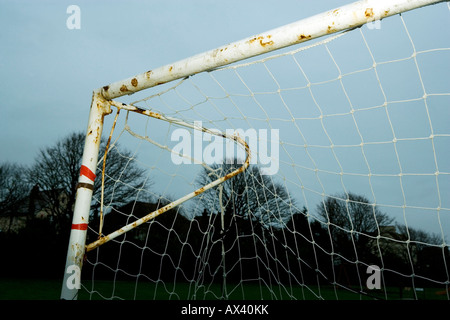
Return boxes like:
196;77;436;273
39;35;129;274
61;0;448;300
60;90;111;299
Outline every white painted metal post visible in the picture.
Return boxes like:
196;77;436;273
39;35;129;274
60;90;111;300
101;0;446;101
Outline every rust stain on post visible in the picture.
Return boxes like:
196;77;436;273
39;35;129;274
120;84;128;92
248;35;274;47
194;186;206;196
298;34;312;41
95;126;100;144
365;8;374;18
260;35;273;47
327;24;336;34
131;78;138;87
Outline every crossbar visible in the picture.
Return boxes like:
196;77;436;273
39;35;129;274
101;0;446;100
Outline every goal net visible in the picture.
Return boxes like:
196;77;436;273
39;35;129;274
62;0;450;300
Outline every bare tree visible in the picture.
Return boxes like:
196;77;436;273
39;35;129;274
317;192;394;236
27;132;150;232
193;159;295;287
0;162;32;233
195;158;294;228
316;192;394;263
396;224;444;246
395;224;447;268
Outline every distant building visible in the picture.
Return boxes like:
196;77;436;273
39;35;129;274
0;184;70;233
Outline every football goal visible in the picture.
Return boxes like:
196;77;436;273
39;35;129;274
61;0;450;300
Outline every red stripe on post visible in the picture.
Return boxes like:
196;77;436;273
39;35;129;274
71;223;88;230
79;165;96;182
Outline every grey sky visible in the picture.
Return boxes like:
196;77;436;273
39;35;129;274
1;0;449;241
0;0;351;165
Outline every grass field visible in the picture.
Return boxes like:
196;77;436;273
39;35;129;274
0;278;448;300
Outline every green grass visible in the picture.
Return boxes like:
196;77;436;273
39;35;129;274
78;280;376;300
0;278;62;300
0;278;448;300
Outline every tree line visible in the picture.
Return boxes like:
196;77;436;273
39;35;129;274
0;132;449;295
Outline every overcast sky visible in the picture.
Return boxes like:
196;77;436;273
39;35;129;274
1;0;449;241
0;0;352;165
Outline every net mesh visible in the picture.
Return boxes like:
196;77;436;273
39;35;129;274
83;4;450;300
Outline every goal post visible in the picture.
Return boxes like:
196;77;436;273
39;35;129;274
61;90;111;300
61;0;449;300
100;0;445;101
